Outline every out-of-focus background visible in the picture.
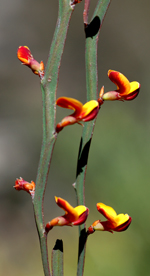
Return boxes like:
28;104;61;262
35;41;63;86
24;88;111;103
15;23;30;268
0;0;150;275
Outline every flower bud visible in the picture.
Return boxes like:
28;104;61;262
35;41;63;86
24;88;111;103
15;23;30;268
14;177;35;197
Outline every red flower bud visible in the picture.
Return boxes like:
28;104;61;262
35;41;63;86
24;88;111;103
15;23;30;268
14;177;35;197
17;46;44;77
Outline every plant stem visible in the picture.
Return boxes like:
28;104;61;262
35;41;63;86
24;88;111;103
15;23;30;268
33;1;74;275
83;0;91;25
52;239;64;276
75;1;111;276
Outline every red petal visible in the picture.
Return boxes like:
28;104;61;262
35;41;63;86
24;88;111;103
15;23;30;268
17;46;33;64
56;97;83;116
108;70;130;95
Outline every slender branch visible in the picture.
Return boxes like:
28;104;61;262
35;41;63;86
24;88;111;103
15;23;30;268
83;0;91;25
74;1;111;276
33;1;74;276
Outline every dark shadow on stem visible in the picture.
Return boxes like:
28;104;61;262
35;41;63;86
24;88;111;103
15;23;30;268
53;239;63;252
78;229;88;261
76;138;91;177
84;16;101;38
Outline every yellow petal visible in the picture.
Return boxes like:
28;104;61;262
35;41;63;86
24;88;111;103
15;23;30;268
114;213;130;227
72;206;89;225
129;81;140;94
80;100;98;117
79;100;99;119
120;81;140;100
73;205;87;216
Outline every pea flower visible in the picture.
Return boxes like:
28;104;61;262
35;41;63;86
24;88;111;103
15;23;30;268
45;196;89;233
14;177;35;197
55;91;104;133
87;202;132;234
103;70;140;101
17;46;44;77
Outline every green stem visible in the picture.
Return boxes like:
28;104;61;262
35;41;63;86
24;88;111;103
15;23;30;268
52;239;64;276
33;1;74;276
75;1;111;276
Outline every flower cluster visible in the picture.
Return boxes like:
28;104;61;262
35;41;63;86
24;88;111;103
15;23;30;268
16;45;138;241
17;45;140;131
55;70;140;132
44;196;131;235
14;178;131;235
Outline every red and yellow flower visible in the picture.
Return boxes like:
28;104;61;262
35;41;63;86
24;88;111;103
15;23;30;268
17;46;44;77
55;92;104;133
87;202;132;234
14;177;35;197
45;196;89;233
103;70;140;101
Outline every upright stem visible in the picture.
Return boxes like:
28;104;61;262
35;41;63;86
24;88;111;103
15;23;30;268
83;0;91;25
75;1;111;276
33;1;74;275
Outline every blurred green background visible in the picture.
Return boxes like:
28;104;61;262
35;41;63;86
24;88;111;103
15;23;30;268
1;0;150;275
